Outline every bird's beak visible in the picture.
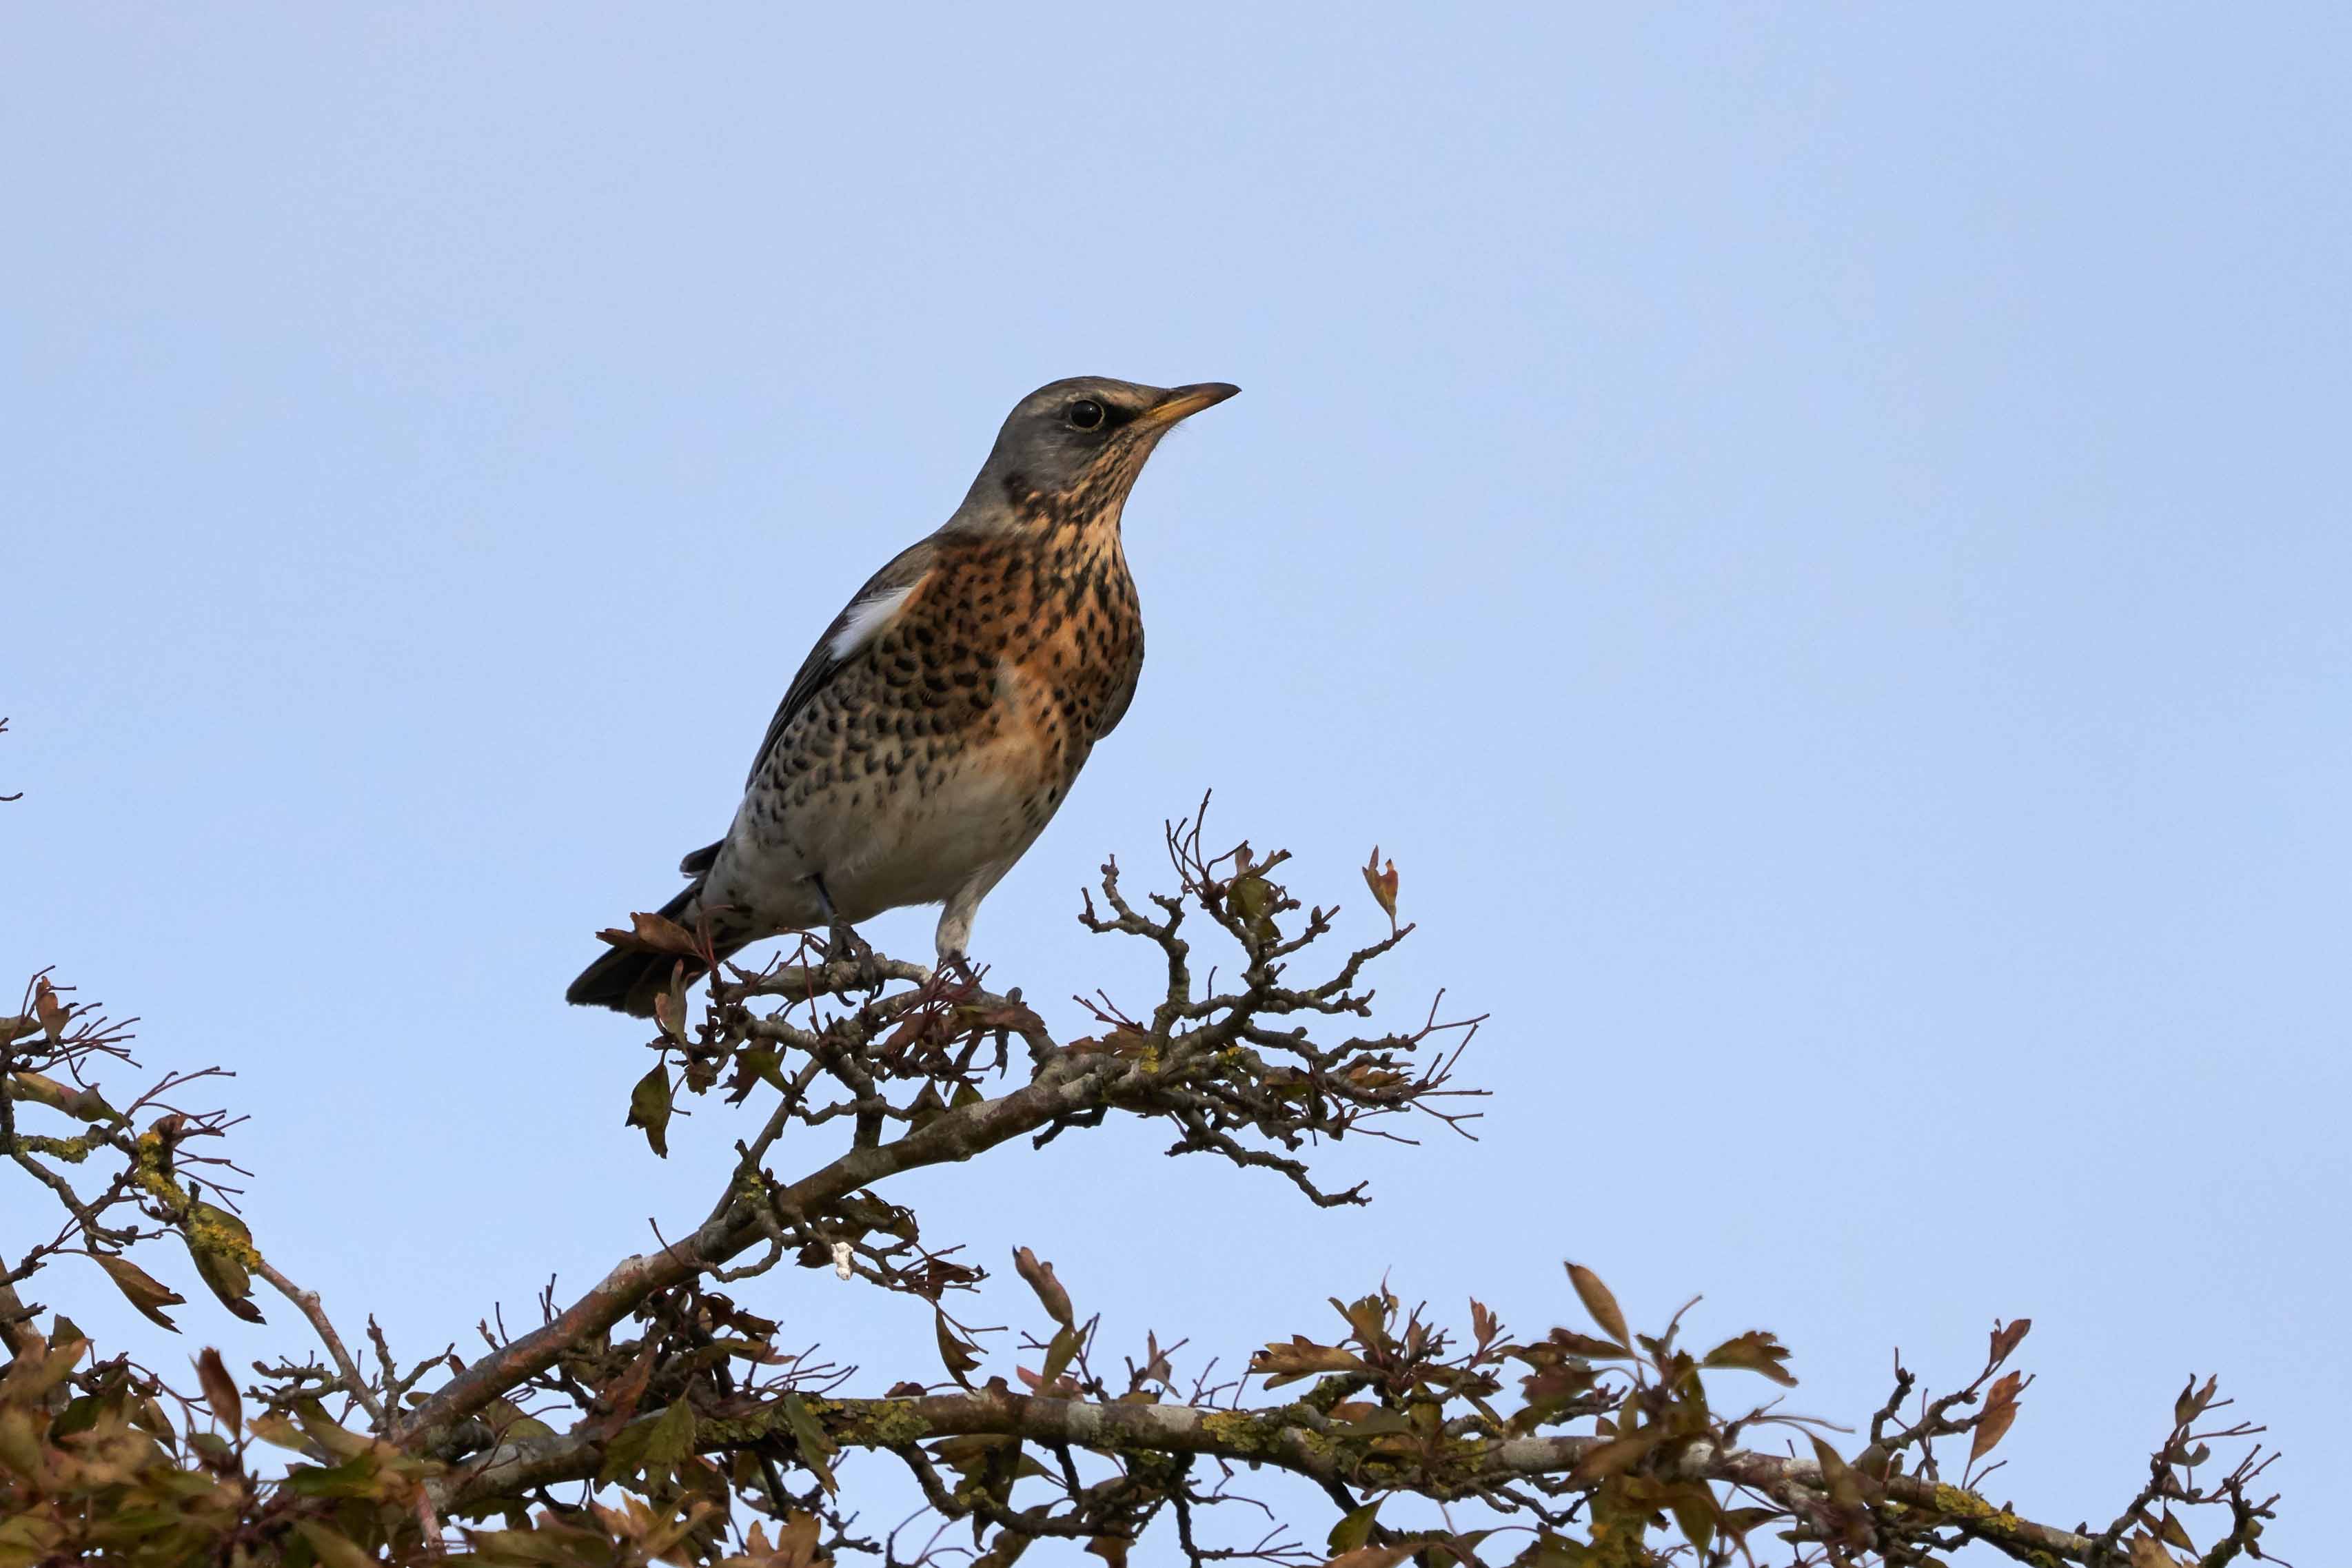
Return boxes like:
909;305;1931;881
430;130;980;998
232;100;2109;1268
1136;382;1241;430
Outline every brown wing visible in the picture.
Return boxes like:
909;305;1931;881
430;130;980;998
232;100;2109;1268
741;536;939;791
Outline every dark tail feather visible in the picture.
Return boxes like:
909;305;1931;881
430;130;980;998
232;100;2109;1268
565;879;743;1017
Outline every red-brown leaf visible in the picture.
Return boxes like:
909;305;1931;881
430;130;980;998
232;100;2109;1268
1970;1370;2024;1463
194;1347;242;1434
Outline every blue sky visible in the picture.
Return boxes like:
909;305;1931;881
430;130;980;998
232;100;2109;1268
6;6;2346;1561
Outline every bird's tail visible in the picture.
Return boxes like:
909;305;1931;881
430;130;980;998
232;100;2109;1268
564;878;744;1017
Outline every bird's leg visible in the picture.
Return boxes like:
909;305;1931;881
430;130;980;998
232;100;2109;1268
902;883;992;1006
809;875;883;990
933;884;986;984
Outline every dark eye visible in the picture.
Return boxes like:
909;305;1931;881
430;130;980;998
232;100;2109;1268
1067;398;1105;430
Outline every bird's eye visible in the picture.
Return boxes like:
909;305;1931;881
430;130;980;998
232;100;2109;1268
1067;399;1106;430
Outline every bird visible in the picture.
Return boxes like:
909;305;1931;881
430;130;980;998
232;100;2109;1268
567;376;1240;1016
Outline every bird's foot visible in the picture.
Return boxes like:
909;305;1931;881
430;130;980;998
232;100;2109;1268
821;919;885;992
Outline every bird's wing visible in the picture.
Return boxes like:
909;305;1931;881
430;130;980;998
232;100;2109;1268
742;536;940;791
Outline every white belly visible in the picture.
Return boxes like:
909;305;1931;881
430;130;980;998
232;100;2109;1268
716;737;1049;930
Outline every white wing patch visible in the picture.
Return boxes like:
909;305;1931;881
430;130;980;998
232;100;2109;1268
828;582;918;662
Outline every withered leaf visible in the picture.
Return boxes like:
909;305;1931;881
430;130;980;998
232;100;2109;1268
1989;1316;2031;1370
598;1342;658;1435
1324;1547;1415;1568
34;977;68;1042
194;1346;242;1434
1013;1246;1074;1327
1716;1507;1780;1545
935;1311;982;1389
622;910;704;956
1565;1262;1630;1349
767;1511;828;1568
1544;1327;1639;1361
2174;1373;2218;1432
1361;846;1399;924
1469;1297;1499;1348
654;979;689;1044
1810;1436;1867;1514
1517;1361;1600;1407
1969;1370;2024;1464
95;1252;185;1332
1701;1328;1796;1387
627;1063;673;1159
1248;1336;1367;1388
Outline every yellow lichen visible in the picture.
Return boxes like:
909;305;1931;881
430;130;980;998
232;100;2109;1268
132;1132;191;1214
17;1134;96;1163
846;1403;933;1446
1199;1409;1273;1456
1932;1484;2024;1534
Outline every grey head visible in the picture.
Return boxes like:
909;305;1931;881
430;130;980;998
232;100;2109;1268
953;376;1239;531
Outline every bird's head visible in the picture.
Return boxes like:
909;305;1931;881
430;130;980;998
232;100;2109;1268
957;376;1239;529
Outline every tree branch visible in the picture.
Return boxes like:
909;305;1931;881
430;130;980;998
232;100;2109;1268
438;1385;2107;1565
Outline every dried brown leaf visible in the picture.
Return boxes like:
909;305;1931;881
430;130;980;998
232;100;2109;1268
935;1312;982;1389
1361;847;1399;923
2174;1373;2218;1431
1326;1547;1415;1568
1250;1336;1368;1388
33;978;68;1043
1565;1263;1630;1348
1013;1246;1074;1327
1701;1328;1796;1387
628;910;704;956
194;1347;242;1435
1970;1370;2024;1464
95;1253;185;1332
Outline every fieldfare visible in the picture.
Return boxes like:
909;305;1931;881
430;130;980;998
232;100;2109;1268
567;376;1239;1015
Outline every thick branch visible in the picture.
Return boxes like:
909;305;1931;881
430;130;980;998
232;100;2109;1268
440;1387;2102;1565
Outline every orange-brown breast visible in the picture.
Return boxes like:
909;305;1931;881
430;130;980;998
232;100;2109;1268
840;519;1143;826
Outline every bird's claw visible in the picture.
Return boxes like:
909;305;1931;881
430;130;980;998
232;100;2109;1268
823;919;885;992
